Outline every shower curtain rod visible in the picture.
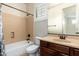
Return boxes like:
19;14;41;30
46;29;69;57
1;3;33;16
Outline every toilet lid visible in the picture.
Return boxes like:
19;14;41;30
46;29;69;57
26;44;39;51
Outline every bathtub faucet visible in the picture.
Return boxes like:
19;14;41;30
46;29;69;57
26;34;31;43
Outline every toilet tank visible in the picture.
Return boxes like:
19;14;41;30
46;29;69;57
34;37;41;45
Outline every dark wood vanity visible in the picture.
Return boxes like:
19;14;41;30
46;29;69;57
40;40;79;56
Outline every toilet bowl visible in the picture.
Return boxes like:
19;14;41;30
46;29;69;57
26;44;39;56
26;37;40;56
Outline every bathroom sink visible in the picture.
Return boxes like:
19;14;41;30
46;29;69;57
53;39;71;43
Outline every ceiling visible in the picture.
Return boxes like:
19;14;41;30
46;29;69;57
48;3;62;9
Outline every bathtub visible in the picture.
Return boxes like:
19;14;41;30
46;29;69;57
5;40;34;56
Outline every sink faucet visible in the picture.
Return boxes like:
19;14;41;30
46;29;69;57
59;35;66;40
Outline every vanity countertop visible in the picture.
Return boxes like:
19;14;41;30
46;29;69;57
38;35;79;49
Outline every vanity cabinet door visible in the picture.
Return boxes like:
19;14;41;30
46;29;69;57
40;40;48;47
40;47;57;56
73;49;79;56
48;42;69;55
69;48;74;56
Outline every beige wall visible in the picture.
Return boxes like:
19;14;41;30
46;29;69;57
27;16;34;40
5;3;27;12
1;3;34;44
2;13;27;44
5;3;35;15
26;3;34;14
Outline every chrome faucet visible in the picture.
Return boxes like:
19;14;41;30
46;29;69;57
59;35;66;40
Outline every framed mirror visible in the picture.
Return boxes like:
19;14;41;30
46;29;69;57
63;5;79;35
48;4;79;35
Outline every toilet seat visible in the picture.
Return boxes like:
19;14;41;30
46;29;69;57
26;44;39;53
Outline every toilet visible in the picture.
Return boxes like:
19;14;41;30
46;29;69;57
26;44;39;56
26;37;40;56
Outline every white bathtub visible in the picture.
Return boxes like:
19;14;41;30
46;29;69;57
5;40;34;56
